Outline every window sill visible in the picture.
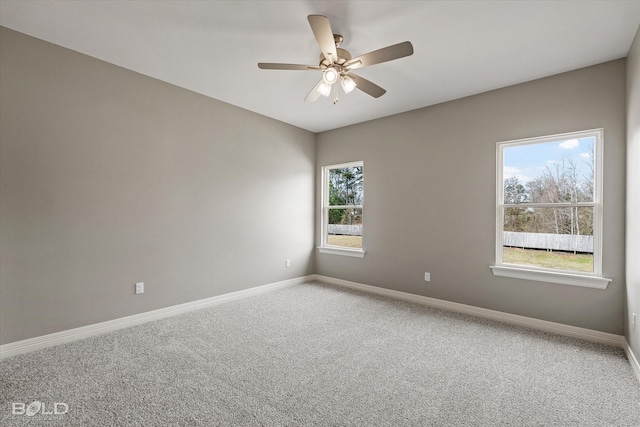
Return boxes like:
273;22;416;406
317;246;366;258
490;265;611;289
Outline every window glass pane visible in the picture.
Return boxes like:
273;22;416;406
502;207;593;272
327;208;362;248
329;166;363;206
503;136;595;204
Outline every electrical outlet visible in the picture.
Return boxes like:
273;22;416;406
285;259;291;268
135;282;144;294
424;272;431;282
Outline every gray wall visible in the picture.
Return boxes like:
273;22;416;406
316;60;627;334
0;24;633;346
626;26;640;356
0;28;316;345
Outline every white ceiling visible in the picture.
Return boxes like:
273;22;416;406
1;0;639;133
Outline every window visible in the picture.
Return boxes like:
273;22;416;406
490;129;610;289
318;161;365;257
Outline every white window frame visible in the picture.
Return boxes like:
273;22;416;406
490;129;611;289
317;161;365;258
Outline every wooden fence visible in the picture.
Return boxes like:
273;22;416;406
328;224;362;236
327;227;592;253
503;231;593;253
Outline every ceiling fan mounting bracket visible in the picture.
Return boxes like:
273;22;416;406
333;34;344;47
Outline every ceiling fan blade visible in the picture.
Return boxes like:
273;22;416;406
258;63;321;71
308;15;338;64
345;41;414;70
304;80;324;103
349;73;386;98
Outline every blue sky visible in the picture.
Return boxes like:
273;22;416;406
503;136;595;185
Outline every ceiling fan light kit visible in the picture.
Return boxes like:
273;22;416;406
317;82;332;97
322;67;339;85
257;15;414;104
340;75;356;94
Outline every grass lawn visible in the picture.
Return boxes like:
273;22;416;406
324;239;592;271
503;247;593;272
327;235;362;248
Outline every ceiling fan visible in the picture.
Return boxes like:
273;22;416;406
258;15;414;103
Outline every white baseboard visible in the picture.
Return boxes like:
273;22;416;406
624;343;640;385
317;273;639;384
2;272;634;377
311;274;627;348
0;275;311;359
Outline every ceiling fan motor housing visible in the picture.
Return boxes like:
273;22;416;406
319;45;352;70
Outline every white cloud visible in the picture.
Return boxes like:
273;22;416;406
503;166;533;184
503;166;521;176
547;160;560;169
579;152;591;159
559;139;579;149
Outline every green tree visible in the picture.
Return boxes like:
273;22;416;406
328;181;345;224
329;166;363;225
503;177;533;232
